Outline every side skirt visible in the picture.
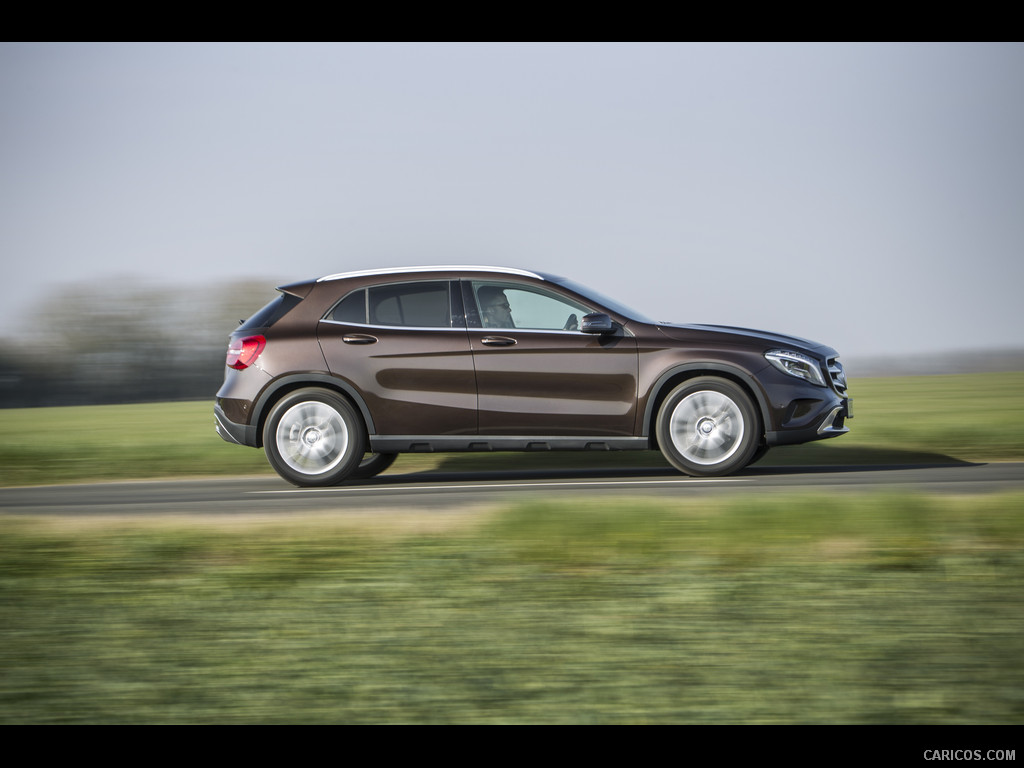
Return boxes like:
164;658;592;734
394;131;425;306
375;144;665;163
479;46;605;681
369;436;652;453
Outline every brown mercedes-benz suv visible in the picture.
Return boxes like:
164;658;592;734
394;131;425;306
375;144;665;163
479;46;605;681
215;266;851;486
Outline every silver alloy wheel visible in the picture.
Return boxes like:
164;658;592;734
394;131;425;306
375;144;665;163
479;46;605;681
275;400;350;476
668;390;746;466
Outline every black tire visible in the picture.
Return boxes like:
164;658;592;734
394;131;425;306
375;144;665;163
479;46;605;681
748;444;770;466
352;452;398;480
263;388;366;487
655;377;761;477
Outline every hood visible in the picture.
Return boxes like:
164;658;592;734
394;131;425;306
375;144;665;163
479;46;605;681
657;323;838;359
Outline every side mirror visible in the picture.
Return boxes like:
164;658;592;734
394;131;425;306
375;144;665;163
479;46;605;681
581;313;615;335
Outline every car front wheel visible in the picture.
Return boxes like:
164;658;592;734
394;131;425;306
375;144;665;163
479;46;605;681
263;388;366;486
656;377;760;477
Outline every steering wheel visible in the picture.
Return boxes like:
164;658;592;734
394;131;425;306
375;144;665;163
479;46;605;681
563;313;579;331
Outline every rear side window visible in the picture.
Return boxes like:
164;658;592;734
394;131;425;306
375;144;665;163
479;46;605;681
238;293;300;330
370;282;450;327
327;281;453;328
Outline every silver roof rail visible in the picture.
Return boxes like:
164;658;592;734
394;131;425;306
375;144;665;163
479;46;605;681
318;265;544;282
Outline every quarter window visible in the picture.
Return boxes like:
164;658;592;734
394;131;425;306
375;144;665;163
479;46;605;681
330;290;367;323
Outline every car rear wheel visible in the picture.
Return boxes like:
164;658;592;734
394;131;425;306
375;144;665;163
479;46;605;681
264;388;366;487
353;452;398;479
656;377;760;477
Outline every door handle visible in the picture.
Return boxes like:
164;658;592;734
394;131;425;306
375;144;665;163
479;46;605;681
480;336;516;347
342;334;378;345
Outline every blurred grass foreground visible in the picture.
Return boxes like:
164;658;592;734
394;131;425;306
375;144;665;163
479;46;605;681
1;372;1023;723
2;492;1023;724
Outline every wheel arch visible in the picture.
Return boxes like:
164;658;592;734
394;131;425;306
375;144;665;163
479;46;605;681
252;374;376;449
643;363;770;448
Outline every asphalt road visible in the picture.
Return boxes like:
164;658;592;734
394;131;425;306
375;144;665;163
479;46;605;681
1;462;1022;517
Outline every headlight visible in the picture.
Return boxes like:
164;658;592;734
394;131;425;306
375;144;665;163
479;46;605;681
764;349;827;387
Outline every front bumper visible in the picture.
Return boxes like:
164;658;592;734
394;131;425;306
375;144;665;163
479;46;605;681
766;396;853;446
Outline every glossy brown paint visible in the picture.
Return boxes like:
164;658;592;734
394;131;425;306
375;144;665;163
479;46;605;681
631;330;774;437
318;322;477;436
470;329;638;436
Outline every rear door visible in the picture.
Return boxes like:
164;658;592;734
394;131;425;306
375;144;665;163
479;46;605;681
317;279;477;436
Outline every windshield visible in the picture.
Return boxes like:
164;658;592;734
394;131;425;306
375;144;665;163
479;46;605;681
545;276;654;324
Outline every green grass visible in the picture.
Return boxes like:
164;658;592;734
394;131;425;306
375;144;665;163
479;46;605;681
2;374;1022;723
1;372;1022;487
1;493;1021;723
769;371;1024;465
0;401;270;487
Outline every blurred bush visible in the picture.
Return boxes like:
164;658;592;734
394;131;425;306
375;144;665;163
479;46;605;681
0;277;282;407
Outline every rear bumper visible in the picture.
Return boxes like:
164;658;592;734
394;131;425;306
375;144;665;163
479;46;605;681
215;402;257;447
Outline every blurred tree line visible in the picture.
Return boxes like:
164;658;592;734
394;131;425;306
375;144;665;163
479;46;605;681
7;278;1023;410
0;278;284;408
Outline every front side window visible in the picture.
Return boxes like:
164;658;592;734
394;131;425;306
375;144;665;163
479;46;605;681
469;281;592;331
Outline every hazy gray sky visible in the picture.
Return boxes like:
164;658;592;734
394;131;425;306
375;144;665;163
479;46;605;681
2;43;1022;358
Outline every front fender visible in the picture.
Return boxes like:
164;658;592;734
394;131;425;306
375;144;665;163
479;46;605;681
641;362;772;439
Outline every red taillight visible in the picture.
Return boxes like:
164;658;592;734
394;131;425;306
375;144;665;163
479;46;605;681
226;335;266;370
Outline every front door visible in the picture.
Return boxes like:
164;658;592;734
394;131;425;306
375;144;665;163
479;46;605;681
463;279;639;436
